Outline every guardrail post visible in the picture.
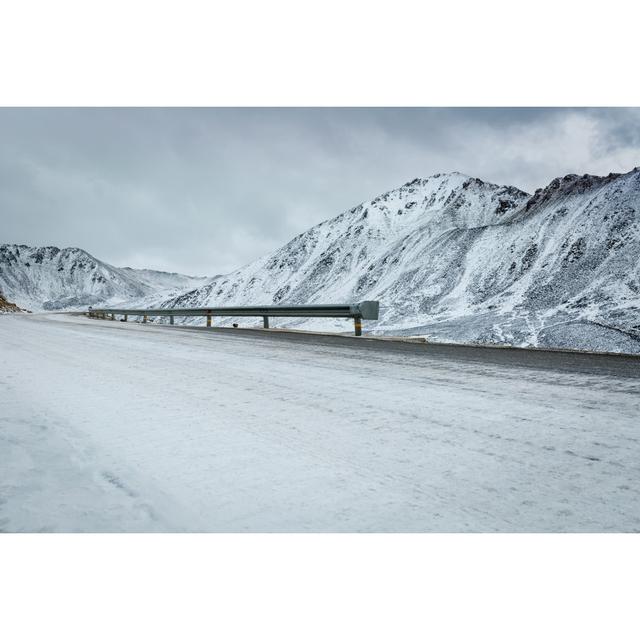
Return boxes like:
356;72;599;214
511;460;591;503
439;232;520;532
123;314;127;322
263;316;269;329
206;313;212;328
170;315;174;325
354;317;362;336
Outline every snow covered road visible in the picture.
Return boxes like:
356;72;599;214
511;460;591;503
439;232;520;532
1;313;639;532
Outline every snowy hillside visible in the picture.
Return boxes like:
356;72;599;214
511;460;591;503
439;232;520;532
164;173;527;310
163;169;640;353
0;245;208;311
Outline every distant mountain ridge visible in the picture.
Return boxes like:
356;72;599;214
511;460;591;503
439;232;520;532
120;267;210;292
0;244;210;311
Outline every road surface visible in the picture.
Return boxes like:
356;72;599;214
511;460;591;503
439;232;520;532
1;313;639;532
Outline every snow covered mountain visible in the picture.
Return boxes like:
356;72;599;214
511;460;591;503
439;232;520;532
0;245;209;311
162;169;640;353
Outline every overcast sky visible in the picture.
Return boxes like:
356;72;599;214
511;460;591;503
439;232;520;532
1;107;639;275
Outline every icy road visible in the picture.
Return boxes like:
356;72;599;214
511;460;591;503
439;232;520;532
1;313;639;532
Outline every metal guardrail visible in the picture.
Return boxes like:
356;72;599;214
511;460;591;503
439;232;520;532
87;301;380;336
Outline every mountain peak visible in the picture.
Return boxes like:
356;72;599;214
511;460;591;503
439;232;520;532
400;171;471;188
524;166;640;212
399;172;529;198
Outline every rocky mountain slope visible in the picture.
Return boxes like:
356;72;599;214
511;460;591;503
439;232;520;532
0;245;209;311
0;292;24;313
163;169;640;353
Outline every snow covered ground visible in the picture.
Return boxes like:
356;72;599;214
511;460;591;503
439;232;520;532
1;313;639;532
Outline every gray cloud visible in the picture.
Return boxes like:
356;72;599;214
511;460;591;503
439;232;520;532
1;107;639;275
